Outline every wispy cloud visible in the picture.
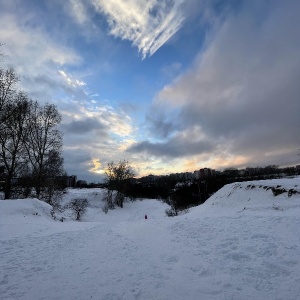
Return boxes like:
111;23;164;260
0;13;82;102
58;70;86;88
0;15;80;68
90;0;185;58
69;0;89;25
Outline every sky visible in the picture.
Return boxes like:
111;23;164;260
0;0;299;182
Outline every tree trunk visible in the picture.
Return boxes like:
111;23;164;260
4;177;11;199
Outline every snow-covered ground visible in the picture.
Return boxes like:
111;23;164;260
1;177;300;300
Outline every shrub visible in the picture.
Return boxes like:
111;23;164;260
102;203;109;214
69;198;88;220
165;208;177;217
271;187;286;196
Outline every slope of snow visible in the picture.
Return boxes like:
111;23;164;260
1;177;300;300
189;177;300;217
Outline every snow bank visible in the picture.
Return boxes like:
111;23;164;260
0;198;53;221
188;176;300;218
0;198;98;240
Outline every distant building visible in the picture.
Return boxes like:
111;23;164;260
183;172;194;180
139;174;159;185
193;170;200;179
65;175;77;188
194;168;215;179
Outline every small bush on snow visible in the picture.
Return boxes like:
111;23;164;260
165;208;177;217
102;202;109;214
69;198;89;221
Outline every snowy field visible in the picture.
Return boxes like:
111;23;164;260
1;177;300;300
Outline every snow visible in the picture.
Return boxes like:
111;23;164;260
1;177;300;300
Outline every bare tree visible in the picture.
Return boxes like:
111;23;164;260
165;194;179;217
69;198;88;221
23;101;64;200
0;42;3;58
0;91;31;199
0;61;31;199
42;150;66;205
105;160;135;208
0;68;19;126
0;50;66;200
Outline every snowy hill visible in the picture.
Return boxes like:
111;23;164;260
1;177;300;300
190;177;300;217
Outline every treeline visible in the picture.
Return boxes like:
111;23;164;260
120;165;300;214
123;177;213;214
75;162;299;215
0;66;65;202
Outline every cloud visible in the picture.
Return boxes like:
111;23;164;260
58;70;86;88
69;0;89;25
59;98;137;180
161;62;182;79
0;15;80;68
89;0;185;58
0;12;84;104
145;113;181;139
60;117;107;135
136;0;300;169
67;0;105;40
60;101;134;140
128;126;214;158
63;148;106;182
